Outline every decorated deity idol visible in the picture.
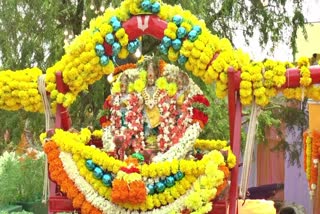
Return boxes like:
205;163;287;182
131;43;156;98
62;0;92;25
176;71;190;107
141;61;162;148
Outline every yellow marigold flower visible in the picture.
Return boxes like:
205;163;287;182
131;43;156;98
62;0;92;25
207;66;219;80
118;47;129;59
168;47;179;62
134;79;146;92
191;48;201;59
179;22;191;32
111;81;121;94
156;77;168;90
119;34;129;46
115;28;126;39
167;82;177;97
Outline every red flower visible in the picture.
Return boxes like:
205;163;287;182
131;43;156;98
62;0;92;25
192;108;209;125
191;94;210;106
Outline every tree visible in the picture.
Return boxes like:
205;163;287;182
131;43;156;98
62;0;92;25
0;0;307;150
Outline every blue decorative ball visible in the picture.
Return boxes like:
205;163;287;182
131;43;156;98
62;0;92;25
165;176;175;187
93;167;104;179
112;20;121;31
192;25;202;34
141;0;152;11
151;2;161;13
178;55;188;65
159;44;168;55
147;184;155;195
172;39;182;51
162;36;172;48
188;30;198;42
174;171;185;181
177;27;187;39
155;181;166;193
85;159;96;171
112;42;121;56
100;55;109;66
105;33;115;45
172;15;183;26
102;173;113;187
109;16;119;24
95;44;105;57
128;41;138;53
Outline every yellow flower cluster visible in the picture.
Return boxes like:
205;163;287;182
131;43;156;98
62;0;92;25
306;136;312;180
298;57;312;87
0;68;44;112
240;62;270;106
263;60;287;99
306;85;320;101
45;29;115;109
194;139;228;151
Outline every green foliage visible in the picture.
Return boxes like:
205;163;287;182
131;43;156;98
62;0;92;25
0;154;45;205
252;98;308;166
187;73;230;140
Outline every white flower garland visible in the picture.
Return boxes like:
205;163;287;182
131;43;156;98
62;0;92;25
152;123;202;162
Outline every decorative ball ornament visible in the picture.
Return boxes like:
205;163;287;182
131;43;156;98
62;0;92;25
112;42;121;56
188;30;198;42
172;15;183;26
141;0;152;11
128;39;140;53
159;44;168;55
95;44;105;57
85;159;96;171
102;173;113;187
178;55;188;65
93;167;104;179
147;183;156;195
165;176;175;187
177;27;187;39
174;171;185;181
192;25;202;34
105;33;115;45
162;36;172;48
100;55;109;66
112;21;121;31
109;16;119;24
172;39;182;51
155;181;166;193
151;2;161;13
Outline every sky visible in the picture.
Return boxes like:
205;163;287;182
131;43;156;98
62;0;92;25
233;0;320;62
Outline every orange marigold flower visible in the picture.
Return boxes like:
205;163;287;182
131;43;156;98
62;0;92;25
43;141;58;154
73;194;85;209
47;149;60;162
111;179;129;203
90;207;102;214
81;201;93;214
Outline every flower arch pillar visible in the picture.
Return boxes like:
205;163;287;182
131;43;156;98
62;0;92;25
308;100;320;214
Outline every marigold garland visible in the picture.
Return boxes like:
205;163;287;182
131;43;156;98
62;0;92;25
0;68;43;112
43;127;235;213
43;141;101;214
303;129;320;198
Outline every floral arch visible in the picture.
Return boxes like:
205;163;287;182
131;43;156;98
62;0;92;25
0;1;320;214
